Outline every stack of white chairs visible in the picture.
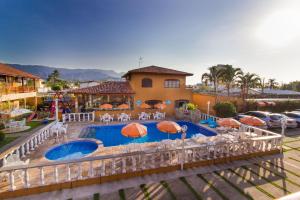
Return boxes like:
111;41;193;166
138;112;151;120
100;113;114;123
153;112;166;120
117;113;131;122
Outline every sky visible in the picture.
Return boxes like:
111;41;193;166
0;0;300;84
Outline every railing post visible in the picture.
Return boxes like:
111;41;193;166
101;160;105;176
24;169;30;188
78;163;82;179
21;144;25;158
89;161;94;177
40;167;45;185
122;158;126;173
111;158;116;174
54;166;59;183
9;171;16;191
67;164;71;181
132;156;136;171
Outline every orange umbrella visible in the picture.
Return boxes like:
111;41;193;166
157;121;181;134
240;116;266;126
118;103;129;109
154;103;166;110
140;103;151;109
100;103;113;110
121;123;147;138
217;118;241;128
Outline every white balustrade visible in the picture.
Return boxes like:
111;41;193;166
0;125;282;193
0;121;56;167
62;112;95;123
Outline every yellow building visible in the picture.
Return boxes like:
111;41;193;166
0;63;40;112
70;65;193;117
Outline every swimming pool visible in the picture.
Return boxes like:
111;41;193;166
80;121;216;147
45;140;98;161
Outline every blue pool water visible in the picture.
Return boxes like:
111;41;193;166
45;140;98;161
80;121;216;147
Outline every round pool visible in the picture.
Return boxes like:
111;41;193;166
45;140;98;161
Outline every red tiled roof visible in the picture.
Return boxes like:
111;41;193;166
122;65;193;77
0;63;39;79
69;81;135;94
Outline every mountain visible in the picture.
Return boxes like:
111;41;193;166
9;64;124;81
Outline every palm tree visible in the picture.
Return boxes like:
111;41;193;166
259;77;266;94
201;65;226;93
237;72;261;100
268;78;278;89
220;65;243;96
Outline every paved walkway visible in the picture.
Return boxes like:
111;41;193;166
9;132;300;200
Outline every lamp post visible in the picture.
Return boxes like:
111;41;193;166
181;125;188;170
207;101;211;115
55;98;59;122
281;117;287;153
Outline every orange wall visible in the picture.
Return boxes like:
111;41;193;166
192;93;243;114
129;73;192;116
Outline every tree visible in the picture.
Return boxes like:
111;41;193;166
237;72;260;100
267;78;279;89
259;77;266;94
201;65;226;93
219;65;243;96
46;70;69;91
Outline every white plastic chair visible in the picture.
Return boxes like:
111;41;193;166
138;112;150;120
100;113;114;123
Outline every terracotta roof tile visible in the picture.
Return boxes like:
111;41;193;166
0;63;39;79
122;65;193;77
69;81;135;94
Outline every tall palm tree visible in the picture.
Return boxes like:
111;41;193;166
259;77;266;94
268;78;278;89
237;72;261;100
201;65;225;93
220;65;243;96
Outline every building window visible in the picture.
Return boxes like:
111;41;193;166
164;79;180;88
142;78;152;88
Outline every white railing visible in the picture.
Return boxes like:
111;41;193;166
0;133;282;192
62;112;95;123
175;109;219;122
0;121;56;167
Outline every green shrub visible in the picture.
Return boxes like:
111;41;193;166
0;132;5;141
0;123;4;130
213;102;237;118
186;103;197;111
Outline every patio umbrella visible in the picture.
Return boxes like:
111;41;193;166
154;103;166;110
157;121;182;138
121;123;147;138
118;104;129;109
266;102;276;106
140;103;151;109
239;116;266;127
100;103;113;110
217;118;241;128
257;101;266;107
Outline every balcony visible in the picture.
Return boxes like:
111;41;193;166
0;86;36;95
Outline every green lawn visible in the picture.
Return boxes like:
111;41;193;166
26;121;42;130
0;136;18;148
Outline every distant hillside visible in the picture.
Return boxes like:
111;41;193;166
9;64;124;81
